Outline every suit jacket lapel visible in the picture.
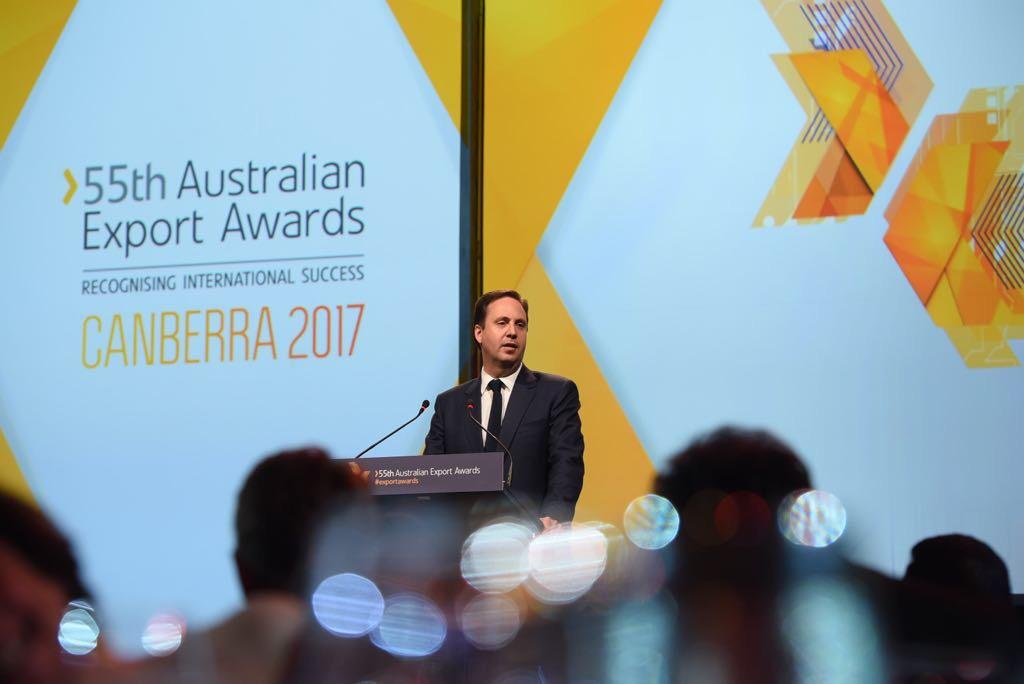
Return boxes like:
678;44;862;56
462;378;484;451
500;365;537;448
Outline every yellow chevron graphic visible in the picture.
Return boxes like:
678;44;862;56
755;0;930;227
388;0;662;522
0;0;77;152
0;428;31;502
63;167;77;204
0;0;77;500
385;0;461;128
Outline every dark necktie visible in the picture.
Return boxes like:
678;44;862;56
484;378;504;452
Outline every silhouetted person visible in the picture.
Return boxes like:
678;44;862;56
655;426;811;589
0;490;90;602
98;447;366;684
653;427;895;682
233;447;365;599
898;534;1019;680
650;428;808;681
0;490;91;684
905;534;1010;604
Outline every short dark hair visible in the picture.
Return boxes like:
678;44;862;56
906;534;1011;602
654;426;811;513
234;447;363;598
0;490;90;601
473;290;529;328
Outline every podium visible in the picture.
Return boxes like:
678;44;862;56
340;452;537;531
345;452;503;496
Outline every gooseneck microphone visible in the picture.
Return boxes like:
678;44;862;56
466;401;514;487
354;400;430;459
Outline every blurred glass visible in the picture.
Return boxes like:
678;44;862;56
618;547;669;603
681;489;728;546
141;613;185;657
779;490;847;548
493;671;546;684
459;593;522;650
714;492;772;545
460;521;533;594
311;572;385;637
526;523;608;604
604;599;673;683
57;599;99;656
782;578;882;682
623;495;680;550
308;502;382;582
370;593;447;658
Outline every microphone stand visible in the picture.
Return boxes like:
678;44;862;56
354;400;430;459
466;402;536;524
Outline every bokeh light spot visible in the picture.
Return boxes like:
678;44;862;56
623;495;679;550
370;593;447;658
58;599;99;656
460;521;532;594
459;594;522;650
141;613;185;657
312;572;385;637
779;489;847;548
526;523;608;604
681;489;728;546
714;492;772;546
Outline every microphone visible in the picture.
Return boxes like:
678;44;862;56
354;400;430;459
466;401;514;487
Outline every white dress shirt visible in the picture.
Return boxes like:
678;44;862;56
479;364;522;445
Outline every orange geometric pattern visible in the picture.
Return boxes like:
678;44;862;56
756;0;931;227
791;50;908;192
793;134;872;219
884;86;1024;368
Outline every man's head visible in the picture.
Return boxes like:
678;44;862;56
0;491;89;602
655;427;811;511
473;290;529;376
0;491;88;684
655;427;811;552
905;534;1011;603
234;447;363;599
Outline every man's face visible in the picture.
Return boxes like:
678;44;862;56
475;297;528;373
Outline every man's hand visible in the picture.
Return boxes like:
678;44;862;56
539;516;559;531
344;461;371;484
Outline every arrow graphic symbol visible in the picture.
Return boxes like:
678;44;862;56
754;0;931;228
63;168;77;205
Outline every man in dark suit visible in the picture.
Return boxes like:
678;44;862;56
424;290;584;529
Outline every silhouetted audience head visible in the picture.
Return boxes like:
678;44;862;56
234;447;364;599
905;534;1011;604
655;426;811;523
0;490;89;601
0;490;88;684
654;426;814;598
651;428;817;680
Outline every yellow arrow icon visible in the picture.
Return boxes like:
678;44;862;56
63;168;77;205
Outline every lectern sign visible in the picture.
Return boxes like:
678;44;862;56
345;453;504;496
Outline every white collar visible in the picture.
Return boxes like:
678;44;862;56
480;364;523;395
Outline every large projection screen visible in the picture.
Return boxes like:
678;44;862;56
0;1;463;652
477;0;1024;596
